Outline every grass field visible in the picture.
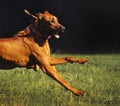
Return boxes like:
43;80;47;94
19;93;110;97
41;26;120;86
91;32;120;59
0;53;120;106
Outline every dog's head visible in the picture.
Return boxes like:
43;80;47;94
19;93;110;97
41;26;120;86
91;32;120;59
24;9;65;39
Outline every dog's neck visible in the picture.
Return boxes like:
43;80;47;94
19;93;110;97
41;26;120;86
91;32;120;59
27;23;51;39
26;26;45;39
25;26;49;46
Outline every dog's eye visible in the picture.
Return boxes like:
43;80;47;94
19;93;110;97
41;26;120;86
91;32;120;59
49;18;54;23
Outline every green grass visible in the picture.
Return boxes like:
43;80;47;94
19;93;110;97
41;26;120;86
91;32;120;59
0;54;120;106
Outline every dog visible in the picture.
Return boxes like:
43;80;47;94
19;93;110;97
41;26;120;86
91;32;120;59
0;9;88;96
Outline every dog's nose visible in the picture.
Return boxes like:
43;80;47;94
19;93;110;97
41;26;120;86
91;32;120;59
57;25;65;33
59;25;65;33
60;25;66;30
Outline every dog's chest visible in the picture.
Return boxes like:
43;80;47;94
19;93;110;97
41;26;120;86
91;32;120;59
44;46;49;55
43;41;50;55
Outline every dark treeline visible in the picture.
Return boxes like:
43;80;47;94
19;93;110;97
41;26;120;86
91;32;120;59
0;0;120;53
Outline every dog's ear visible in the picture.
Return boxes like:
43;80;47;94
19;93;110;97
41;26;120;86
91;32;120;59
36;12;42;20
24;9;38;20
44;10;49;14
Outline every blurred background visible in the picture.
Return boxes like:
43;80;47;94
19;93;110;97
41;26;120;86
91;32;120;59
0;0;119;53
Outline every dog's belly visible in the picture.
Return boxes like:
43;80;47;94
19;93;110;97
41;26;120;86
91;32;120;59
0;56;29;69
0;39;32;69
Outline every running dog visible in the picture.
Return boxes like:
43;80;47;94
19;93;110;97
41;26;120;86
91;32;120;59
0;10;88;96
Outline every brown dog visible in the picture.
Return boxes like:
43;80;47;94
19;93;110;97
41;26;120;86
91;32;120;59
0;10;88;96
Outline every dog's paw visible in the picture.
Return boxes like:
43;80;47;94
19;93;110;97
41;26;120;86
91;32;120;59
65;57;76;63
74;91;85;96
78;59;88;64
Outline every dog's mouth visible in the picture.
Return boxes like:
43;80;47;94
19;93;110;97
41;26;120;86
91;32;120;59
48;33;60;39
52;25;65;39
49;31;61;39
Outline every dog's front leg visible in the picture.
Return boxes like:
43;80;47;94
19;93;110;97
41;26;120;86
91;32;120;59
50;57;88;65
32;48;85;96
42;63;84;96
34;55;84;96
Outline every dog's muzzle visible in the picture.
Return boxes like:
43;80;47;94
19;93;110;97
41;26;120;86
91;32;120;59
54;25;65;39
59;25;66;33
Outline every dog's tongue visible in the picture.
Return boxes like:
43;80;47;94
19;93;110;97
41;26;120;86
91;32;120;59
54;34;60;39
